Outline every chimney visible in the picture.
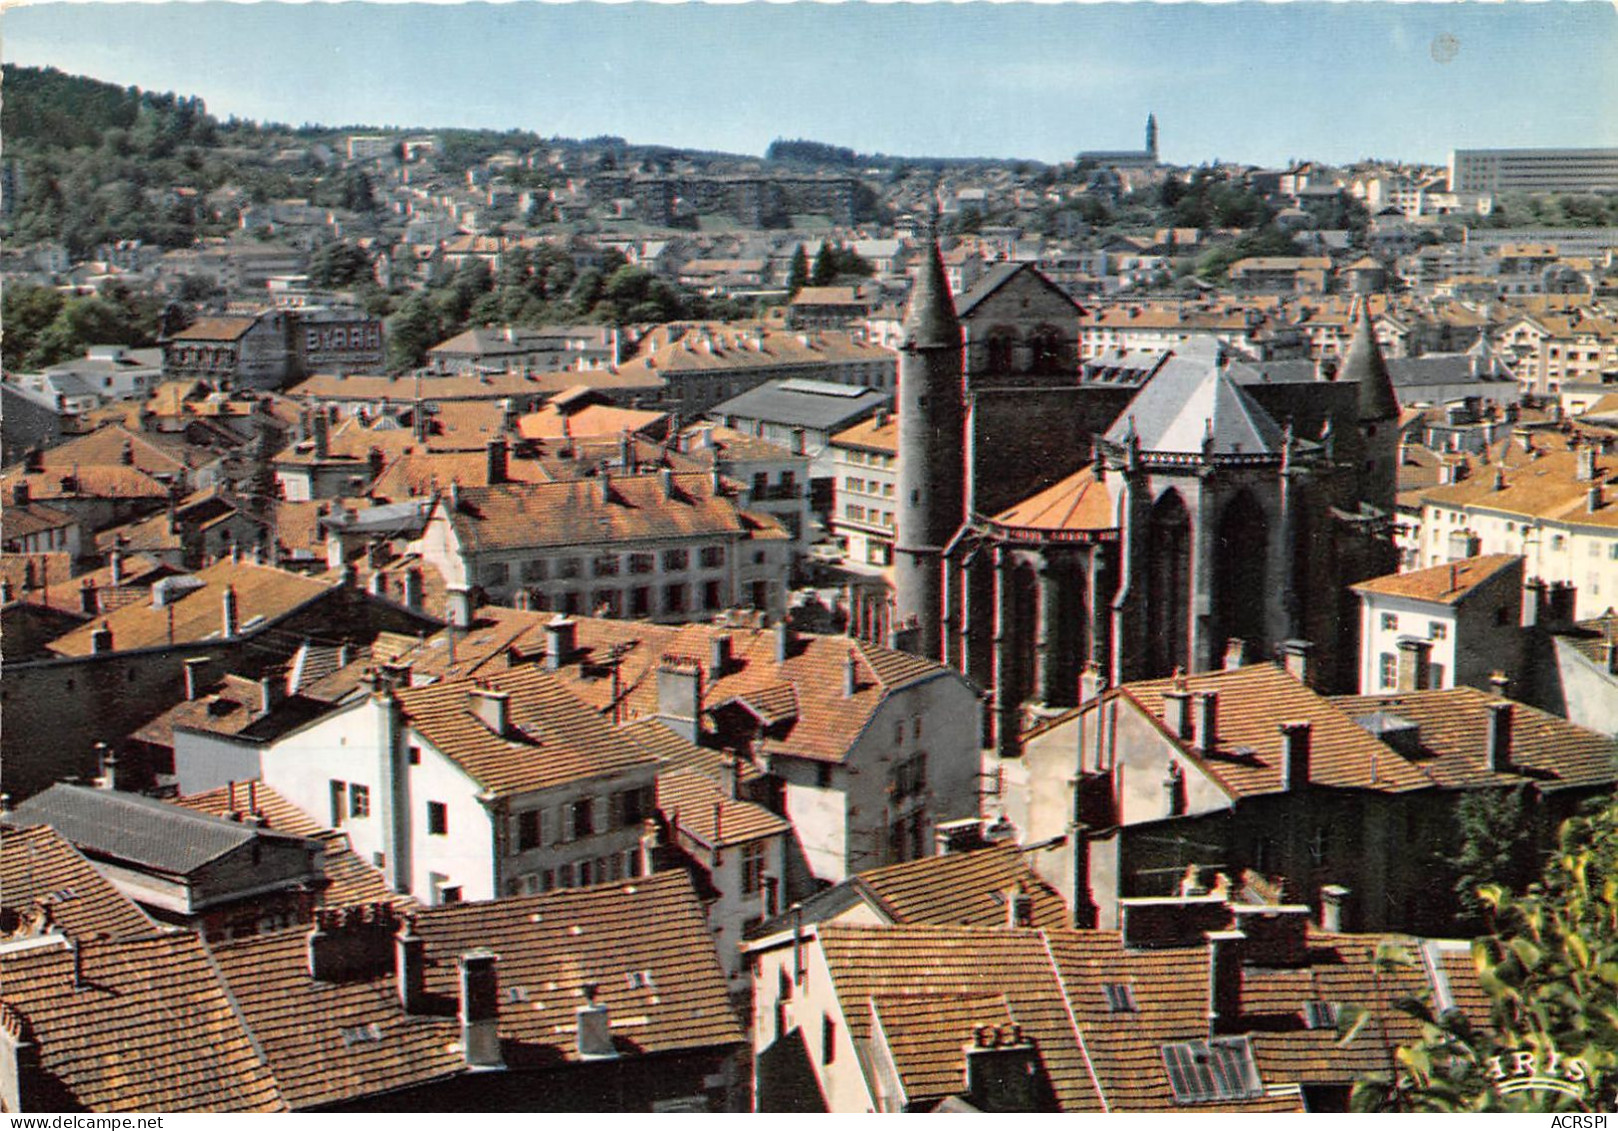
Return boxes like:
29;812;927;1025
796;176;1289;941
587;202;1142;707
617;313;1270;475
1578;446;1597;482
306;905;400;983
446;586;473;630
1486;700;1513;773
598;470;612;504
486;438;508;485
710;633;732;678
469;687;510;736
1162;689;1193;741
1278;721;1312;791
545;615;577;671
369;569;389;598
1079;662;1106;704
775;619;794;663
1279;639;1313;685
1589;484;1603;513
11;481;29;507
576;982;617;1060
1207;929;1246;1035
396;917;427;1015
1192;691;1218;752
221;584;240;638
1003;885;1035;929
1318;884;1349;933
94;744;118;791
659;467;674;499
260;668;286;714
1396;636;1432;692
403;567;424;611
458;950;504;1069
842;647;858;699
1489;670;1512;698
791;427;807;456
179;655;207;701
312;411;330;459
90;622;114;655
1223;638;1248;671
961;1025;1042;1112
78;579;99;616
656;657;702;743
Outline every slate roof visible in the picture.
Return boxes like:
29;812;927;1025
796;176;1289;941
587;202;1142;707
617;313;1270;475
0;823;157;941
0;932;287;1111
1341;300;1401;423
955;261;1084;321
1351;553;1521;605
11;783;323;878
1103;349;1285;457
710;379;890;432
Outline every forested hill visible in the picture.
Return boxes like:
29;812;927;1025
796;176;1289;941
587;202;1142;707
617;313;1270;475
2;64;214;152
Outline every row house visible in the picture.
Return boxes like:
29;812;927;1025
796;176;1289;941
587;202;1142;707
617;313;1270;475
826;411;898;567
414;471;793;623
1493;309;1618;395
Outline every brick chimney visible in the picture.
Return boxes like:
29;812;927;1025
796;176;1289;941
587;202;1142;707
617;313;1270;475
1486;700;1513;773
1278;721;1312;791
545;615;577;671
469;687;510;737
458;950;503;1069
1396;636;1432;692
710;633;733;679
307;905;400;983
485;438;508;486
961;1024;1044;1112
78;580;99;616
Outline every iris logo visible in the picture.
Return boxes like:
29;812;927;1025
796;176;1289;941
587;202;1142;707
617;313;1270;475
1485;1048;1590;1100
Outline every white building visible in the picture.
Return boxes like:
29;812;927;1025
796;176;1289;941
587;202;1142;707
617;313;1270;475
827;411;898;567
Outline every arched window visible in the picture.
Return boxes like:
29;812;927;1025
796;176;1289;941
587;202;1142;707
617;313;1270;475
1146;490;1192;677
1028;324;1069;373
1215;490;1269;656
984;326;1018;373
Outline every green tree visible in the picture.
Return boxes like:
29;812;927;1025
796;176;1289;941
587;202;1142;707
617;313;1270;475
1451;786;1537;931
786;244;810;297
386;293;445;372
810;241;837;287
309;241;374;288
1352;802;1618;1112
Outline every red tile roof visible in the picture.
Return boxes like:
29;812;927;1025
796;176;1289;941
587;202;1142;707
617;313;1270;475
1;823;156;941
1351;553;1521;605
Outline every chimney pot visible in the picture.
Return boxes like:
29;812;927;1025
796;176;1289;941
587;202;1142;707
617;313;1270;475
1222;638;1248;671
1279;721;1312;791
545;616;577;671
1318;884;1349;933
458;949;504;1069
1486;701;1513;773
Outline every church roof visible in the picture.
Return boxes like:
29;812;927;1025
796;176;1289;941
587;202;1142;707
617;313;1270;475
901;241;962;351
1341;299;1401;423
990;465;1116;537
1103;345;1285;458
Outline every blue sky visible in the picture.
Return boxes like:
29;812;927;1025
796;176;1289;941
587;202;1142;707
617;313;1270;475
5;2;1617;167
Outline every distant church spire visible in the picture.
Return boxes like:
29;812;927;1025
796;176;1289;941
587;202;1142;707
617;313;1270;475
1146;113;1159;160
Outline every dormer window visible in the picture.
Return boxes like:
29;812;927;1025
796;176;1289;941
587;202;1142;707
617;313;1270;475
1103;982;1138;1013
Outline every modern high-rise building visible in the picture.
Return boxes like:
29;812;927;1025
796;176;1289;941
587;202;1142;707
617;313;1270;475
1450;148;1618;194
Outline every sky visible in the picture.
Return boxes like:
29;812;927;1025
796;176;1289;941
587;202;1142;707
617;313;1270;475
5;1;1617;167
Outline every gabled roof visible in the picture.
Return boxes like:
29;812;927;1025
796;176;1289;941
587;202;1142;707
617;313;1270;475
11;784;323;878
1104;349;1285;458
853;844;1069;930
955;261;1084;321
395;665;656;797
658;766;790;849
0;823;157;941
0;932;287;1111
1351;553;1521;605
168;316;261;343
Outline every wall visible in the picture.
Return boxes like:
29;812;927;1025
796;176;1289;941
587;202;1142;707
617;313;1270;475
751;933;872;1113
173;729;267;796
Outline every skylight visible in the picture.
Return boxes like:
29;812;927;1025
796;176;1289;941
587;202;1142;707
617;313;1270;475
1102;982;1138;1013
1161;1036;1263;1104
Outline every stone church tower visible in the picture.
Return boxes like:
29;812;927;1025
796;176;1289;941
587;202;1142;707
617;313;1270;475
892;240;966;661
1146;113;1159;161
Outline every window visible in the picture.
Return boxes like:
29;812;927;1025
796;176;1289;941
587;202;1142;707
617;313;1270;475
816;764;834;788
557;557;581;579
1161;1037;1263;1104
704;580;722;610
1103;983;1138;1013
427;801;448;836
483;562;509;585
1379;653;1397;689
570;797;595;840
741;841;767;894
631;586;651;616
1380;613;1398;632
822;1015;837;1064
846;503;866;522
700;545;725;569
662;549;689;571
1553;535;1566;551
522;559;548;582
575;859;593;886
517;809;541;852
664;583;686;613
1429;622;1448;640
329;780;347;827
592;553;620;577
408;745;422;765
891;753;928;800
350;784;370;819
628;553;654;575
612;785;654;828
593;589;622;617
439;885;462;905
1301;1001;1339;1030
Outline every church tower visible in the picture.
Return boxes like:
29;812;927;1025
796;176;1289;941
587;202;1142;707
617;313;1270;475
1341;297;1400;515
1145;113;1159;161
893;240;965;660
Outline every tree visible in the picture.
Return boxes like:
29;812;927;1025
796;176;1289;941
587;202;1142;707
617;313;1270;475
811;241;837;287
1351;801;1618;1112
785;245;809;297
1451;786;1537;931
309;241;374;288
386;293;444;372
